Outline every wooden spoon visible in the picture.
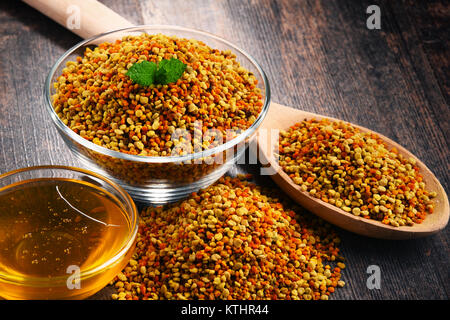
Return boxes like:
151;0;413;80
23;0;449;239
257;103;449;239
22;0;133;39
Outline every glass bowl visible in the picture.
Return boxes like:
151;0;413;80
0;166;138;300
44;25;270;204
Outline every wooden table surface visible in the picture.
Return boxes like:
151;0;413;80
0;0;448;300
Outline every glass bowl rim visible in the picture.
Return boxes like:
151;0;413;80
44;25;271;163
0;165;138;285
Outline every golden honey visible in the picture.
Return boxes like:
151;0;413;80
0;178;133;299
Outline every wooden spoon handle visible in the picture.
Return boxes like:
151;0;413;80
22;0;134;39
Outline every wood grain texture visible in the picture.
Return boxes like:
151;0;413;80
0;0;448;299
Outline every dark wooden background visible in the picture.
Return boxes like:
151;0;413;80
0;0;448;300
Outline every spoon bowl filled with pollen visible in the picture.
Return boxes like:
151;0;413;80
257;103;449;240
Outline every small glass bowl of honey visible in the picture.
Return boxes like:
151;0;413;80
0;165;138;300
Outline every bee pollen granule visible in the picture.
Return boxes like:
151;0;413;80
279;118;436;227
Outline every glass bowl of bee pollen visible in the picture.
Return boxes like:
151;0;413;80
44;25;270;205
0;166;138;300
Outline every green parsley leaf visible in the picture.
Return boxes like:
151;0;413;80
125;60;157;86
126;58;187;86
